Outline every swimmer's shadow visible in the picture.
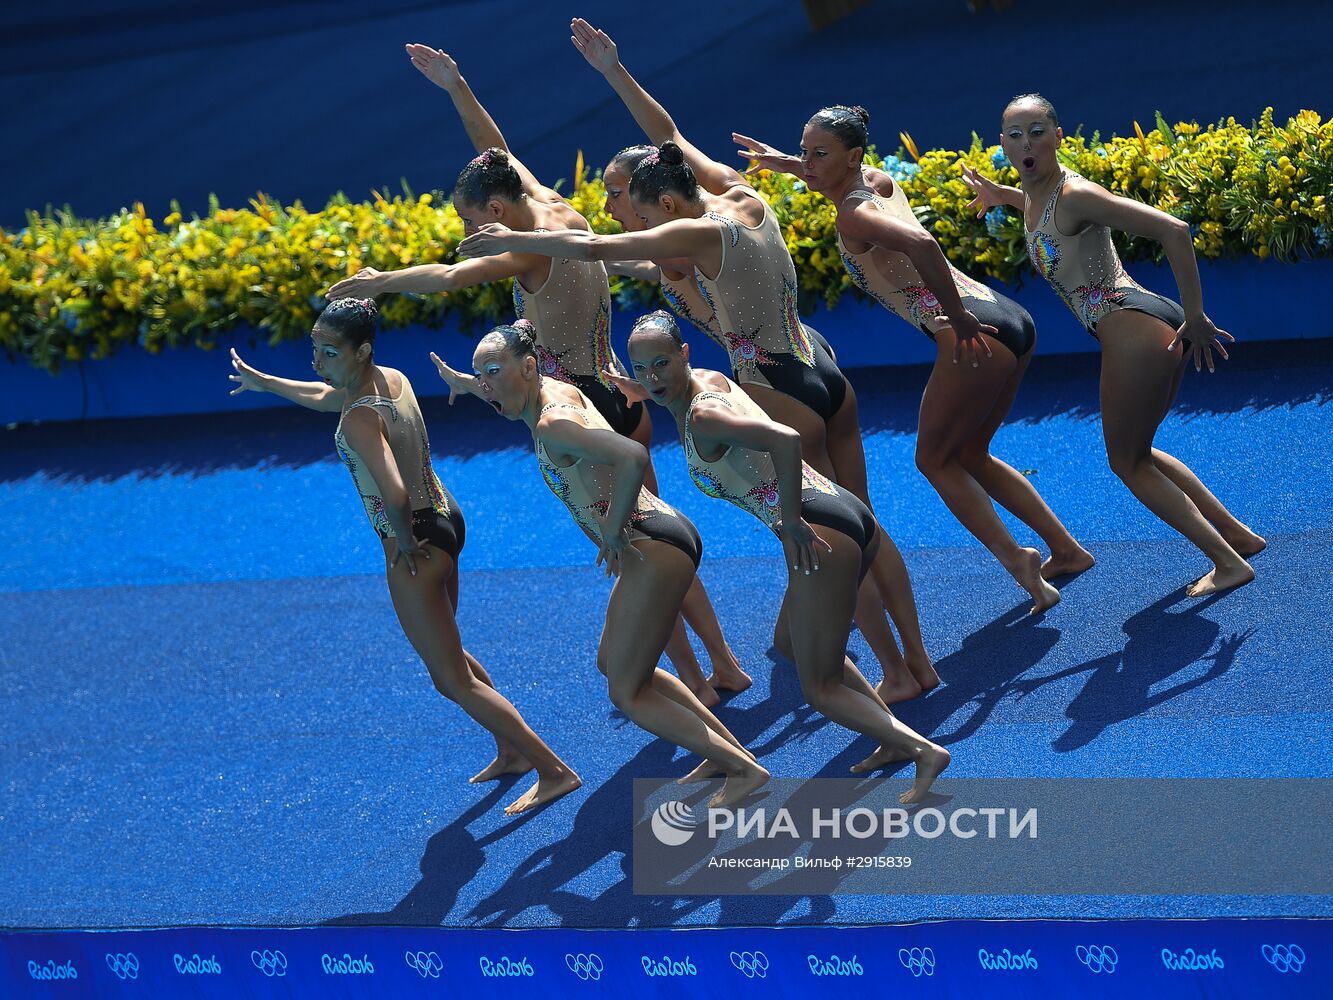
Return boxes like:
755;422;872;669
324;775;543;927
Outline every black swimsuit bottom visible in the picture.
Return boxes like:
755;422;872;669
1088;289;1187;341
406;496;466;562
632;508;703;569
755;333;848;421
799;484;880;579
919;292;1037;358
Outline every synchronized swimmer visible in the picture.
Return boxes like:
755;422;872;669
231;20;1259;815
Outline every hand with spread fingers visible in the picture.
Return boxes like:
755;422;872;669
391;534;432;576
731;132;796;176
1170;315;1234;373
961;164;1009;218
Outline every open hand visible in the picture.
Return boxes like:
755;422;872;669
405;44;461;91
570;18;619;74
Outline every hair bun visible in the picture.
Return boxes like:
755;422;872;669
512;318;535;331
850;105;870;126
658;141;685;166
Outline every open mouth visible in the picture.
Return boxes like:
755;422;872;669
489;400;503;413
1022;156;1036;170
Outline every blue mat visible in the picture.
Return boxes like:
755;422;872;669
1;342;1329;929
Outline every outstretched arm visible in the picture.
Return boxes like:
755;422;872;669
570;18;744;195
459;219;717;267
228;349;345;411
607;259;663;282
405;43;556;202
838;206;996;366
1060;180;1232;371
325;253;535;299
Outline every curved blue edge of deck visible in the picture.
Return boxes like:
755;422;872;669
3;256;1329;427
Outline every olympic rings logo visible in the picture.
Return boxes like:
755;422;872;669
898;947;936;977
251;949;287;977
565;952;604;981
1076;945;1118;974
730;950;770;979
1262;944;1305;973
405;951;444;978
105;953;139;980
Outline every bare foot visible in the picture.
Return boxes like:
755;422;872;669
708;762;770;808
1040;546;1095;580
899;745;951;805
708;663;753;694
849;743;912;774
877;669;924;705
1224;528;1266;558
470;753;533;783
1187;560;1255;598
702;642;753;693
1011;546;1061;614
689;680;721;709
503;769;583;816
678;759;725;785
904;650;940;693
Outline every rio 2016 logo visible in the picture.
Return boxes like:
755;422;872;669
899;947;935;978
565;953;604;981
251;950;287;978
978;947;1038;971
27;960;77;981
1076;945;1118;974
1161;947;1224;971
730;951;769;979
1262;944;1305;973
651;801;699;846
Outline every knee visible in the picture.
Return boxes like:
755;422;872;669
914;445;952;480
1106;448;1147;482
957;445;990;475
431;670;470;703
606;676;643;714
595;650;611;678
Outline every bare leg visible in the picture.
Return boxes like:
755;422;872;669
915;338;1061;614
822;378;935;685
787;528;950;804
382;542;580;814
679;577;751;692
1097;312;1253;596
662;619;719;707
597;539;767;809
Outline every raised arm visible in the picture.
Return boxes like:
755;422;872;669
228;349;345;412
689;402;831;573
405;43;557;203
539;414;649;574
1060;179;1232;370
570;18;744;195
340;407;428;574
838;204;996;366
459;219;718;269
